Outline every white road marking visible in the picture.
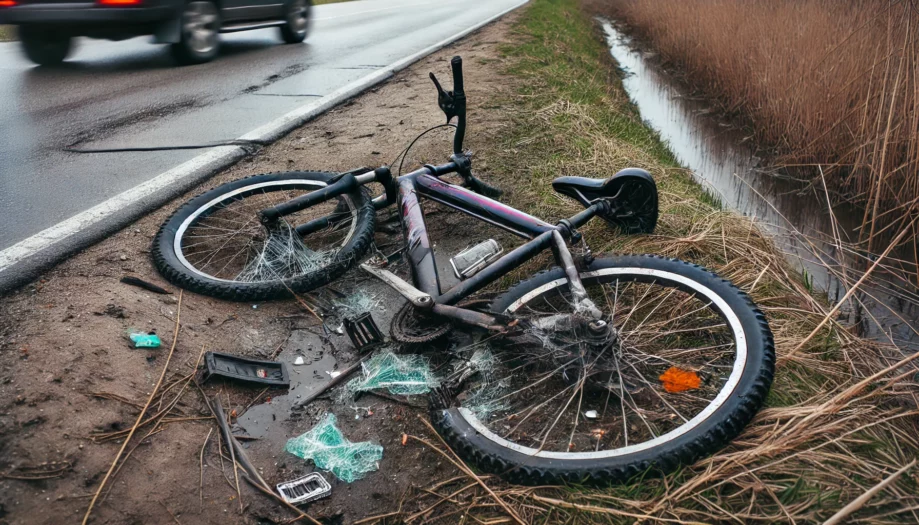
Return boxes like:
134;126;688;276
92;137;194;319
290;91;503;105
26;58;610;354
0;0;529;277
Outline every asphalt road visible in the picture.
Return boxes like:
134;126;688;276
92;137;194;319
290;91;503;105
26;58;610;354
0;0;523;251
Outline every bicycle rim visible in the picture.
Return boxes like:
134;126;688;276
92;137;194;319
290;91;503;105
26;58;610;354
174;179;358;284
456;266;747;459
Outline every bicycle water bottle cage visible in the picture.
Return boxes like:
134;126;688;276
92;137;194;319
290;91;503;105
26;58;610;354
430;72;464;123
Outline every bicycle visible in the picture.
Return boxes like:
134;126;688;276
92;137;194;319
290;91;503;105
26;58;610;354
153;57;775;485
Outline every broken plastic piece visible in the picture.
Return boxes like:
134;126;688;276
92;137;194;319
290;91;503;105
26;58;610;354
660;366;701;393
344;313;384;352
203;352;290;387
584;410;598;419
276;472;332;505
285;413;383;483
129;332;161;348
294;356;305;366
347;351;439;396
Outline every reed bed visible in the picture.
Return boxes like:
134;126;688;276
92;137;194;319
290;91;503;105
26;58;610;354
587;0;919;253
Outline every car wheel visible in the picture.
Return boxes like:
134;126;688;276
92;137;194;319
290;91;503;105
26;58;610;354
19;27;73;67
171;1;220;65
279;0;311;44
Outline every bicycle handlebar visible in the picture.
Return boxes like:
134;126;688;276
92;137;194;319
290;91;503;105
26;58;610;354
450;56;466;155
451;56;465;95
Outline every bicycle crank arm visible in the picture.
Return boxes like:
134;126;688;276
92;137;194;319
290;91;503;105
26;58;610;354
359;263;505;331
360;263;434;309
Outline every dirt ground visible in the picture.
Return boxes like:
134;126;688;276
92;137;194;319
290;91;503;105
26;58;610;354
0;12;526;525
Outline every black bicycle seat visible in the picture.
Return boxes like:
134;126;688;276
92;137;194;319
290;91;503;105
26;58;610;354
552;168;655;206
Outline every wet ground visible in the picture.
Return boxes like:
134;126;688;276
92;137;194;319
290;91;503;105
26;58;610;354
601;21;919;350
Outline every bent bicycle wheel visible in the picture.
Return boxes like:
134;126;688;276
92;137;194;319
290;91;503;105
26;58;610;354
153;171;375;301
433;255;774;485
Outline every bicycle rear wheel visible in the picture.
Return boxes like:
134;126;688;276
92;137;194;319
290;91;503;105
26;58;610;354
433;255;774;485
153;171;375;301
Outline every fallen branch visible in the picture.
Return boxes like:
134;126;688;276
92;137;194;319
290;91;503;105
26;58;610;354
210;397;323;525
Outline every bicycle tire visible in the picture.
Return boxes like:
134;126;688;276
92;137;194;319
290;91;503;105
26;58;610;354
153;171;375;301
432;255;774;485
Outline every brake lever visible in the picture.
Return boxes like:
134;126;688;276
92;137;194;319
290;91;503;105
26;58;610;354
429;72;458;123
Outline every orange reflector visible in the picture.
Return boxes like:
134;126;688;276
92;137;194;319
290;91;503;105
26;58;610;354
0;1;17;6
660;367;701;393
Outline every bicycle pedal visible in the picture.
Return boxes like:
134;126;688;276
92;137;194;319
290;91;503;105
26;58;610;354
344;312;384;352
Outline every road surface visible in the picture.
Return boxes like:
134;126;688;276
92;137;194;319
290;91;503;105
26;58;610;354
0;0;523;252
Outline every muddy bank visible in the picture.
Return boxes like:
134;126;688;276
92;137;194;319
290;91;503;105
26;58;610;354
0;13;521;525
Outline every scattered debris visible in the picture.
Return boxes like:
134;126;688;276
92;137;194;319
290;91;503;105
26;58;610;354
203;352;290;387
285;413;383;483
659;366;701;393
346;351;439;396
294;356;305;366
344;313;384;351
276;473;332;505
293;357;369;409
120;275;171;294
326;371;341;378
129;332;161;348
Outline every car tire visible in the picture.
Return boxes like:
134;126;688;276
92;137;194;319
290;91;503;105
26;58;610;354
19;27;72;66
171;1;221;65
279;0;311;44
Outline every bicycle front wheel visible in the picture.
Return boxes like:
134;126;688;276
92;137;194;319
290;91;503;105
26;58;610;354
153;171;375;301
433;255;774;485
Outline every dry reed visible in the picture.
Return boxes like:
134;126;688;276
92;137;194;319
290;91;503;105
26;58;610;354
587;0;919;252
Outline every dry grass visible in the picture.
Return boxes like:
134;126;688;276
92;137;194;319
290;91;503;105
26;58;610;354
586;0;919;252
357;0;919;522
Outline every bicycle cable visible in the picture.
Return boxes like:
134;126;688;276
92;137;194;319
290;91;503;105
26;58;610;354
390;123;457;176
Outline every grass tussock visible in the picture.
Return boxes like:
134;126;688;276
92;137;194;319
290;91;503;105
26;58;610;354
362;0;919;523
587;0;919;250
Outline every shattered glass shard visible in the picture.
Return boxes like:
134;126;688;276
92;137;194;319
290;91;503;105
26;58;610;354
285;413;383;483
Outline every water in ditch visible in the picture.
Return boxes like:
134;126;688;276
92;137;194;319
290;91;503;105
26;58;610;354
601;21;919;351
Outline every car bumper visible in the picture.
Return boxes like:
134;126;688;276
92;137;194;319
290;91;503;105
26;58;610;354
0;4;175;24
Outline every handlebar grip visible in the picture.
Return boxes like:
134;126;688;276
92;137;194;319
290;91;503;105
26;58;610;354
451;56;464;94
467;176;503;199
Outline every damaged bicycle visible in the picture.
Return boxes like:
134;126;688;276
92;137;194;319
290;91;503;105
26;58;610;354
152;56;775;485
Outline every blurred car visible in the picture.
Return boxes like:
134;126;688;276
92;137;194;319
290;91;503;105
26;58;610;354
0;0;312;66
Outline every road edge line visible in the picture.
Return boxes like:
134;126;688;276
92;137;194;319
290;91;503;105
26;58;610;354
0;0;529;294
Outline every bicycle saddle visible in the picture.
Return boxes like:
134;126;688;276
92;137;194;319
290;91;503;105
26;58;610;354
552;168;655;206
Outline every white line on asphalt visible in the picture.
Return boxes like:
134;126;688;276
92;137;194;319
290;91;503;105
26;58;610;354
0;0;528;277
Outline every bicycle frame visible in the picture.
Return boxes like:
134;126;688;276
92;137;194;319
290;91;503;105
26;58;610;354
255;55;609;330
267;161;610;330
